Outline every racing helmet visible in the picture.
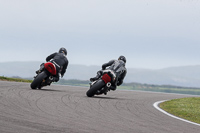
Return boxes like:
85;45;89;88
59;47;67;56
118;55;126;63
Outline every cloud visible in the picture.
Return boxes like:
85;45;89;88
0;0;200;69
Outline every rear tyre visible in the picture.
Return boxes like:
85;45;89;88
86;79;105;97
30;72;47;89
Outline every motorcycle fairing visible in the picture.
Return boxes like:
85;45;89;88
44;62;57;75
102;73;111;84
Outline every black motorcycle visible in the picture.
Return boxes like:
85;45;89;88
30;62;57;89
86;69;116;97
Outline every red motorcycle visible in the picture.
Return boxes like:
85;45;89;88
86;69;116;97
30;62;57;89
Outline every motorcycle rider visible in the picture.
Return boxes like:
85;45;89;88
36;47;69;82
90;55;127;91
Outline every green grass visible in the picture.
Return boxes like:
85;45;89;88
119;83;200;95
0;76;32;83
160;97;200;124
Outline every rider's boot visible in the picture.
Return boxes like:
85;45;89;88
90;74;101;82
90;70;102;82
36;63;45;74
90;77;99;82
110;85;116;91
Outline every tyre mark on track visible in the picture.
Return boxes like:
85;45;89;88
0;81;200;133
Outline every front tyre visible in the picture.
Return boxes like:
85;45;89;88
86;79;105;97
30;72;47;89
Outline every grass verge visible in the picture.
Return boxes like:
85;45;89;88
0;76;32;83
160;97;200;124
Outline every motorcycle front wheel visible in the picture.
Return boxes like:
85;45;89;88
30;72;47;89
86;79;105;97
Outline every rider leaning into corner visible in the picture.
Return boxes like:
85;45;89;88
90;55;127;91
36;47;69;82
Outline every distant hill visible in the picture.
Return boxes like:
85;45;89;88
1;61;200;87
126;66;200;87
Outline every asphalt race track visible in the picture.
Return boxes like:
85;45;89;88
0;81;200;133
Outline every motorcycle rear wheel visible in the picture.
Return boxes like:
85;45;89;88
86;79;105;97
30;72;47;89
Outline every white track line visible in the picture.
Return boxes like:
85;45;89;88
153;100;200;127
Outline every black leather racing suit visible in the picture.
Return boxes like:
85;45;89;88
46;52;69;81
91;59;127;90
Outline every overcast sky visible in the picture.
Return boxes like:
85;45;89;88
0;0;200;69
